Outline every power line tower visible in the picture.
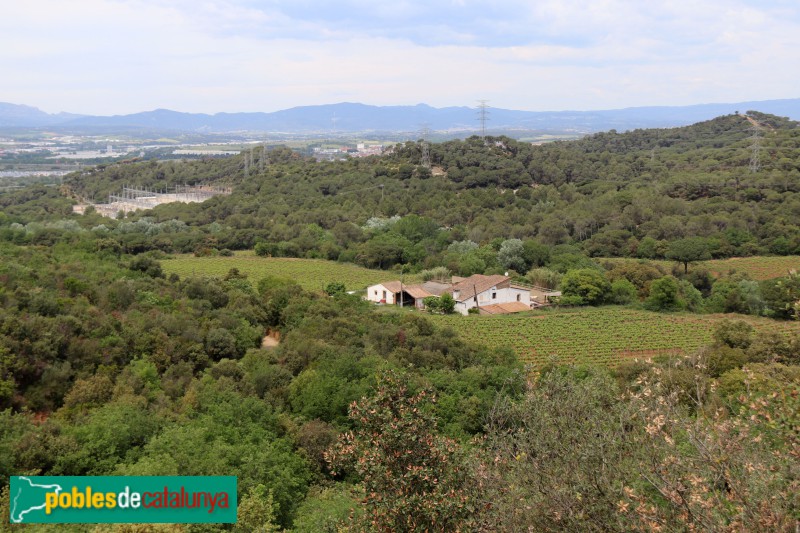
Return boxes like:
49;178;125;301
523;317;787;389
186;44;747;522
476;100;490;140
420;125;431;169
748;123;762;174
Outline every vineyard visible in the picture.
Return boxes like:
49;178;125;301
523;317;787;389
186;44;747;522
602;255;800;281
429;307;800;368
703;255;800;280
160;252;408;292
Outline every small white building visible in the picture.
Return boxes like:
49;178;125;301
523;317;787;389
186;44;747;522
365;280;450;308
366;281;404;305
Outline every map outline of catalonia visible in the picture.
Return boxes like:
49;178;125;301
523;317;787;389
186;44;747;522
10;476;63;523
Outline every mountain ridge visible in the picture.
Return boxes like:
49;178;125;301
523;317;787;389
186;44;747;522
2;99;800;134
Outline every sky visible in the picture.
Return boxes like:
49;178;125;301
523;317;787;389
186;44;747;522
1;0;799;115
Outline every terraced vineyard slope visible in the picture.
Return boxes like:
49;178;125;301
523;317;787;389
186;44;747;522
429;307;800;367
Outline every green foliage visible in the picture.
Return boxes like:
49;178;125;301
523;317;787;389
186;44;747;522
419;266;450;282
423;293;456;314
761;271;800;319
497;238;526;272
324;281;346;296
666;237;712;273
560;268;610;305
481;368;638;531
327;370;480;531
644;275;680;311
2;114;800;532
234;484;280;533
525;267;562;289
609;278;638;304
713;319;755;349
205;328;240;360
289;486;359;533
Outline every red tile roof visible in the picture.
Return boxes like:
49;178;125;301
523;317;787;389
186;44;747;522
378;281;403;293
479;302;531;315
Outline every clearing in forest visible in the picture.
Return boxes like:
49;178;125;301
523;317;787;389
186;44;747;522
602;255;800;281
429;307;800;368
160;251;409;292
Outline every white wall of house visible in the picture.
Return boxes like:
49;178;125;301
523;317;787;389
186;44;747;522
366;284;397;304
454;286;531;315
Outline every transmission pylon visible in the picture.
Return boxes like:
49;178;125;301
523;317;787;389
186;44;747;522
420;125;431;169
748;124;761;174
476;100;490;139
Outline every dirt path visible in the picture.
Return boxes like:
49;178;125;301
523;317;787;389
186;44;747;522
261;335;279;348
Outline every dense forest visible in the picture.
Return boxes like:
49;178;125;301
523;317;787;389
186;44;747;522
4;112;800;267
1;112;799;531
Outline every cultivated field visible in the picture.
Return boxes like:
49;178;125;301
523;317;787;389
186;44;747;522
429;307;800;368
601;255;800;280
702;256;800;280
160;251;407;292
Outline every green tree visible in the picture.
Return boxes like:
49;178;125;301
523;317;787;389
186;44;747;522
497;238;527;272
234;484;280;533
522;240;550;268
327;370;478;532
666;237;711;274
609;278;637;305
438;293;456;314
644;276;680;311
560;268;610;305
422;294;455;315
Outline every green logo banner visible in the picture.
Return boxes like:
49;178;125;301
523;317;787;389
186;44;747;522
9;476;237;524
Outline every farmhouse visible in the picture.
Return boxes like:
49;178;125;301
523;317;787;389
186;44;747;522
366;274;533;315
450;274;531;315
366;280;451;309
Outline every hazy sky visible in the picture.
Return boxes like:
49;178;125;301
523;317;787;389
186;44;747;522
2;0;799;115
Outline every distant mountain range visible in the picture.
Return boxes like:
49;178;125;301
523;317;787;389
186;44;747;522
2;99;799;134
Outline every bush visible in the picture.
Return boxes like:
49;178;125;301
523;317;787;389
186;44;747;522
420;266;451;282
713;319;754;349
609;278;637;304
128;255;164;278
324;281;346;296
560;268;610;305
423;294;456;314
644;276;680;311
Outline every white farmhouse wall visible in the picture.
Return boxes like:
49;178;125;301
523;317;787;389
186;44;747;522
454;286;531;315
366;284;397;304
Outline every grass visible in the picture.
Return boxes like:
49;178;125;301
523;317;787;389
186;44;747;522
160;251;410;292
702;256;800;280
600;255;800;280
428;307;800;368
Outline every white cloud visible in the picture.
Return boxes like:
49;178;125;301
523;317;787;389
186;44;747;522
0;0;798;114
